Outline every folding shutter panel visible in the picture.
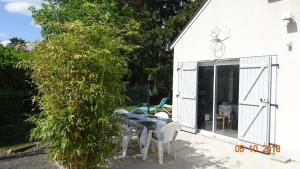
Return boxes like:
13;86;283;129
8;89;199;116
177;62;198;133
238;56;272;146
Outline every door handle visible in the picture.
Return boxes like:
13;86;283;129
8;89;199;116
260;98;269;103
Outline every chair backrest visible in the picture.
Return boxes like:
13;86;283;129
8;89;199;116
158;97;168;108
155;112;169;119
113;109;129;115
162;122;179;143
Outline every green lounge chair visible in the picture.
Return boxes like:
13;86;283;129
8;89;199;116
131;97;168;113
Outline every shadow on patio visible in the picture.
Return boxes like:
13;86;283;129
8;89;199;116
104;136;232;169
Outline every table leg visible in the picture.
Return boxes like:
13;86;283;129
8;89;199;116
222;117;225;130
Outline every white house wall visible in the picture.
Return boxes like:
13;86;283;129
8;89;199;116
172;0;300;160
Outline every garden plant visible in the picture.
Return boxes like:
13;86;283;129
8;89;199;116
22;1;139;168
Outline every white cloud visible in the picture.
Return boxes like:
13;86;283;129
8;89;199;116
1;0;42;16
4;2;31;15
0;40;10;46
0;33;9;46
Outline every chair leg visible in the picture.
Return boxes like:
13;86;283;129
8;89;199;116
151;141;156;152
122;135;129;158
158;141;164;164
166;142;171;154
172;141;176;160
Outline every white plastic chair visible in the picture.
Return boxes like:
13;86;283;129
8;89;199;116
113;109;129;116
121;125;142;158
155;112;169;119
116;109;141;158
150;122;179;164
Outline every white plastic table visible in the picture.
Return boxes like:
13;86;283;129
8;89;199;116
121;112;171;160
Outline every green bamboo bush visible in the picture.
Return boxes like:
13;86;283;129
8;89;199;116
22;21;138;169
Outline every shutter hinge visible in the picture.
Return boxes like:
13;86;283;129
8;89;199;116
270;104;278;108
272;64;279;68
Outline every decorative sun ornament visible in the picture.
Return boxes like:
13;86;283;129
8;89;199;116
210;26;230;42
210;26;230;58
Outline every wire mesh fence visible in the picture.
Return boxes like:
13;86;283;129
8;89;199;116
0;86;149;148
125;85;150;106
0;90;33;147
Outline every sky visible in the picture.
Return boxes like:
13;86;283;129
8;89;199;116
0;0;42;45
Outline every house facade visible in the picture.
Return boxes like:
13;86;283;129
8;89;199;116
171;0;300;160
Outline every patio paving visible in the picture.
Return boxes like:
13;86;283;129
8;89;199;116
105;131;300;169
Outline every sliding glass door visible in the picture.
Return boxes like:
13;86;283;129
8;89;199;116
197;65;214;131
215;64;239;138
197;60;239;138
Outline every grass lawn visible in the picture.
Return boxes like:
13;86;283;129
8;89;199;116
122;106;138;111
120;105;172;115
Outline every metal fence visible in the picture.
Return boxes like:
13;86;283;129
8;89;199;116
125;85;150;106
0;90;33;147
0;86;149;147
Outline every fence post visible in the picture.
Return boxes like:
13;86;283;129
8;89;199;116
147;84;150;114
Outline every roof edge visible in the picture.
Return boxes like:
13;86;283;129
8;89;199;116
170;0;213;49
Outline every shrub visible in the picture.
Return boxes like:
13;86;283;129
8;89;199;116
23;21;137;169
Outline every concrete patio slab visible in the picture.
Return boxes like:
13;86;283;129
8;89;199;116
105;131;300;169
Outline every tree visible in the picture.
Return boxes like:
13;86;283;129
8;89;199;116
118;0;205;100
26;1;139;168
156;0;205;98
121;0;206;99
115;0;198;97
7;37;27;51
0;45;29;89
30;0;135;39
31;0;206;102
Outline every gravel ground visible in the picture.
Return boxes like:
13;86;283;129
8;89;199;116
0;145;59;169
0;154;58;169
